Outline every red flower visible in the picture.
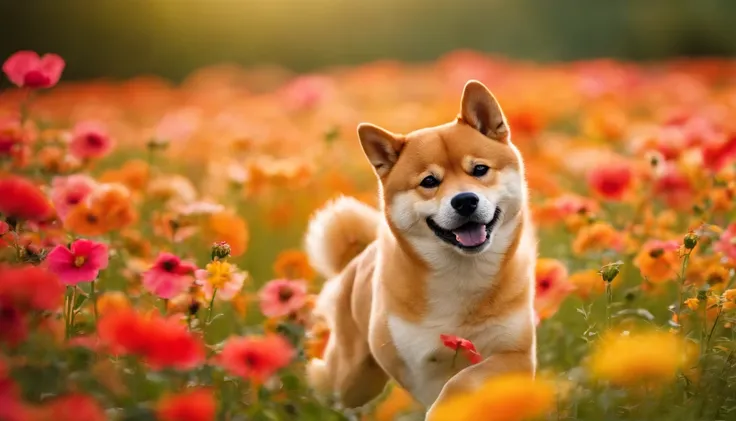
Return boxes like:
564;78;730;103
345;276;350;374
653;163;693;209
0;377;31;421
37;393;106;421
69;121;114;160
97;309;205;370
2;51;65;89
587;159;633;201
439;334;482;365
0;265;64;312
0;303;27;346
702;133;736;173
0;176;53;222
218;334;295;383
156;388;216;421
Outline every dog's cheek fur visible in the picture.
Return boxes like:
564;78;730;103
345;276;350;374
387;191;438;232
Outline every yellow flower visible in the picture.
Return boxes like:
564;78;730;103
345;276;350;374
429;374;555;421
684;297;700;311
205;260;233;289
589;331;693;387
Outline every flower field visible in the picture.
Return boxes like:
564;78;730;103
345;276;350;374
2;50;736;421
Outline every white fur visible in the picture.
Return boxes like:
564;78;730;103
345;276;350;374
384;167;529;406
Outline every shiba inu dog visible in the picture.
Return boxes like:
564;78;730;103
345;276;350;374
304;80;536;419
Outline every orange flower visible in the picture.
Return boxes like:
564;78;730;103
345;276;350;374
305;321;330;360
568;269;605;299
206;211;249;257
572;222;623;255
96;291;131;317
156;388;216;421
634;239;680;284
534;258;573;320
65;183;137;236
273;249;315;281
99;159;150;191
369;385;418;421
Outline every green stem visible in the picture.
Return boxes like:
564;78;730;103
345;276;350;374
675;251;692;329
207;288;218;324
605;282;613;329
91;280;99;325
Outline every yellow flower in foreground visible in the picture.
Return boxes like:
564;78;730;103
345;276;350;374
589;331;693;387
205;260;233;289
430;374;555;421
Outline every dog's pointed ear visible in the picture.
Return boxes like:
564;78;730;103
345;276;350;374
459;80;509;142
358;123;405;177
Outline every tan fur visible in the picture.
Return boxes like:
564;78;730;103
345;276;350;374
305;80;536;419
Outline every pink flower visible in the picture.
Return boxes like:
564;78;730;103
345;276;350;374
50;175;97;221
258;279;308;318
2;51;65;89
142;253;197;299
69;121;113;160
714;224;736;263
280;75;333;111
45;239;109;285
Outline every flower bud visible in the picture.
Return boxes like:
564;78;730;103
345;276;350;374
684;232;699;250
211;241;231;261
600;262;622;283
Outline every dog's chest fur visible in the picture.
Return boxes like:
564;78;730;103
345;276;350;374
386;254;526;406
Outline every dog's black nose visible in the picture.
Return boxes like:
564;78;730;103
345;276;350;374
451;192;479;217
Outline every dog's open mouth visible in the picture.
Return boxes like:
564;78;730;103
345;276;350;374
426;208;502;250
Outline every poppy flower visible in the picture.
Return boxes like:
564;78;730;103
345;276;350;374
572;222;624;256
45;239;109;285
273;249;316;282
64;183;137;236
50;175;97;221
439;334;482;365
156;388;216;421
0;377;32;421
0;303;27;346
2;50;65;89
0;176;53;222
0;220;9;248
0;117;30;159
653;163;693;209
97;309;205;370
534;258;574;320
714;223;736;263
36;393;106;421
217;334;295;383
258;279;308;318
206;212;249;257
96;291;131;316
69;120;114;160
634;239;680;284
142;252;198;299
0;265;63;311
587;159;633;201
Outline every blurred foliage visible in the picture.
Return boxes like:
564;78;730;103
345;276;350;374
1;0;735;82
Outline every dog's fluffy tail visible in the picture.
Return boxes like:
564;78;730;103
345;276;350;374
305;196;380;279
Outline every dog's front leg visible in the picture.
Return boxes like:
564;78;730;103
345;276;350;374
423;350;535;421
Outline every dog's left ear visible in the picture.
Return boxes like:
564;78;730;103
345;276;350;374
459;80;509;142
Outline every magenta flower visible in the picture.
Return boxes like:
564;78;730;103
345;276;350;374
258;279;308;318
2;50;65;89
46;239;109;285
142;252;197;299
69;120;114;160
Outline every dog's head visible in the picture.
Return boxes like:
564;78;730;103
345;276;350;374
358;80;525;260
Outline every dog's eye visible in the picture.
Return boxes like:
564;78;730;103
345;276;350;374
419;175;441;189
472;165;490;177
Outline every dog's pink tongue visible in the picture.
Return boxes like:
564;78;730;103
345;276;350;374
453;224;487;247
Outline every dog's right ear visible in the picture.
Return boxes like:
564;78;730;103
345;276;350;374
357;123;405;178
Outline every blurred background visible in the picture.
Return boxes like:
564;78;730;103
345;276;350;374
2;0;734;82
